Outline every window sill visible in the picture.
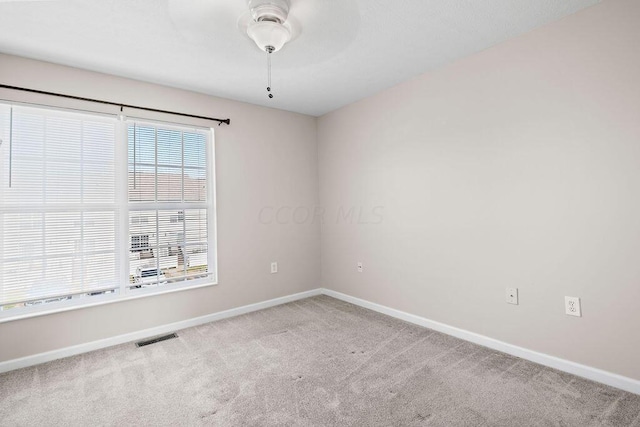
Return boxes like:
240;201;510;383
0;281;219;324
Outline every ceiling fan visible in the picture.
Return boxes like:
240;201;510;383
170;0;305;100
2;0;359;100
168;0;360;101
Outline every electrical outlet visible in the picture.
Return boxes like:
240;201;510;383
270;262;278;274
565;296;581;317
357;262;363;273
506;287;518;305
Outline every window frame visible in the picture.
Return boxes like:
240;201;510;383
123;119;216;294
0;106;218;323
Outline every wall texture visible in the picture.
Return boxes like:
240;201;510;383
318;0;640;380
0;54;320;362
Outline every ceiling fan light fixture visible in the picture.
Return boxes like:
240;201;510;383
240;0;294;99
248;0;289;24
247;19;291;53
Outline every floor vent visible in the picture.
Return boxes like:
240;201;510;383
135;333;178;347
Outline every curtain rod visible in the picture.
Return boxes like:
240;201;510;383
0;84;231;126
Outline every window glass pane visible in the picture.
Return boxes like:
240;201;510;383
44;256;81;297
5;158;43;204
84;121;115;203
85;164;115;203
85;253;117;291
128;125;156;203
157;247;181;283
13;111;45;160
157;128;182;167
46;115;81;162
84;212;115;253
158;210;184;247
184;132;206;168
128;125;155;165
46;162;82;204
45;212;81;256
3;213;43;259
3;260;44;305
186;244;208;277
185;209;207;244
129;210;157;285
129;210;157;249
157;167;182;201
6;111;45;204
184;168;207;202
128;164;155;202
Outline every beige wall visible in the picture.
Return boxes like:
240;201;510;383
0;54;320;361
2;0;639;383
318;0;640;380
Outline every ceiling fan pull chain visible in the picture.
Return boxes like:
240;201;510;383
266;45;274;99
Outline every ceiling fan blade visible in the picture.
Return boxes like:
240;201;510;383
168;0;246;44
277;0;360;66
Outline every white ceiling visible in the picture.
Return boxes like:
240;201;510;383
0;0;599;117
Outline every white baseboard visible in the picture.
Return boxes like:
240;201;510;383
321;288;640;396
2;286;638;396
0;288;321;374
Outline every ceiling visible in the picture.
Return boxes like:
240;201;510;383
0;0;599;117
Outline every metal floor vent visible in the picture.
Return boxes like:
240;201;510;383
136;333;178;347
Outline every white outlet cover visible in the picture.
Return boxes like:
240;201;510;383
271;262;278;274
357;262;363;273
506;287;518;305
565;296;581;317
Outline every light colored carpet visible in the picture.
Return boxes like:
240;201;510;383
1;295;639;426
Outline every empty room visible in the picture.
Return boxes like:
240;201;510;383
0;0;639;425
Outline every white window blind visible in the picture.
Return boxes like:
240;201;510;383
127;122;212;289
0;105;118;310
0;104;216;317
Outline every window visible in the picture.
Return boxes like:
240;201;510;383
127;123;212;288
130;235;150;252
170;211;184;223
0;104;216;317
